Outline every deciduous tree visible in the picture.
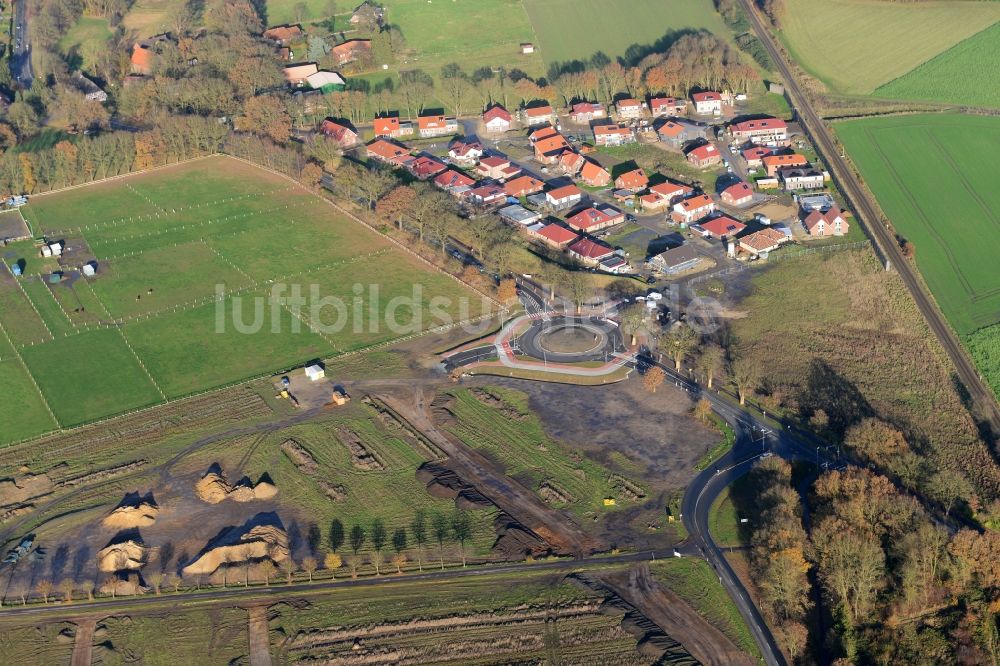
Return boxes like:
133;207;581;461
643;366;666;394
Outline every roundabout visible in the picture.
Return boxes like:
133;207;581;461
515;315;624;363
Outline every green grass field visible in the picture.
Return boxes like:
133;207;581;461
967;325;1000;402
524;0;730;65
835;114;1000;336
57;16;111;71
781;0;1000;95
1;156;489;442
875;22;1000;109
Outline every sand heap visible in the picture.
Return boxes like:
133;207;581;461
102;498;159;529
97;540;146;573
195;467;277;504
182;524;289;576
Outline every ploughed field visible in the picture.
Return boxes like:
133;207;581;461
0;156;488;443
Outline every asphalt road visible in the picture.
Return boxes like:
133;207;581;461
10;0;32;89
736;0;1000;434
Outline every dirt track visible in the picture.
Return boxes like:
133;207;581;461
70;617;96;666
247;606;272;666
377;387;601;557
598;563;754;666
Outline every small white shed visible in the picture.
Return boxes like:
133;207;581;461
305;364;325;381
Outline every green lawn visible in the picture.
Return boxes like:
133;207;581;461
20;328;163;427
835;114;1000;336
342;0;544;84
780;0;1000;95
0;359;58;443
3;156;490;437
967;325;1000;402
57;16;112;71
524;0;730;65
875;22;1000;109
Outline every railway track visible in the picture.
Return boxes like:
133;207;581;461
736;0;1000;436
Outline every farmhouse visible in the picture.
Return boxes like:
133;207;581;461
524;104;557;126
650;97;687;117
671;194;716;224
651;245;701;274
306;71;346;93
762;153;808;177
373;115;413;138
366;139;413;167
417;114;458;138
692;91;723;115
465;184;507;207
130;43;154;75
448;138;484;166
720;181;753;207
504;175;544;197
483;105;512;133
729;117;789;146
434;169;476;195
499;204;542;227
615;168;649;192
739;227;789;256
615;98;644;119
263;24;303;45
536;223;579;248
565;207;624;233
331;39;371;65
409;155;448;180
545;184;584;210
570;102;606;124
283;62;319;85
803;206;849;236
477;155;520;180
593;124;635;147
579;159;611;187
319;118;359;148
700;215;747;240
568;237;615;264
686;143;722;168
779;167;825;191
742;146;773;169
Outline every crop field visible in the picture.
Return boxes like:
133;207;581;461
0;156;489;443
524;0;730;66
780;0;1000;95
835;114;1000;336
876;22;1000;109
440;387;646;520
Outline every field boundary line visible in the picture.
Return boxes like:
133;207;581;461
0;317;61;432
203;241;258;287
1;264;55;342
38;277;78;331
124;181;167;214
114;327;168;402
27;154;220;201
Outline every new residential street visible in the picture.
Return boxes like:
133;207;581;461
735;0;1000;433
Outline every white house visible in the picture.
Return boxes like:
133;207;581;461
691;91;723;115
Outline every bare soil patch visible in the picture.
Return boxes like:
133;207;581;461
334;427;385;471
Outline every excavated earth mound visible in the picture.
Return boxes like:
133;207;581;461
97;540;146;572
182;524;289;576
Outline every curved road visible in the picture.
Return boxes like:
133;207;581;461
735;0;1000;433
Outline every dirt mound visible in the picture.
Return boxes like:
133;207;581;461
470;388;526;420
609;474;646;501
492;513;550;561
195;466;277;504
538;481;573;505
182;524;289;576
97;540;146;572
0;472;53;506
336;427;384;471
103;493;159;529
317;481;346;501
417;463;492;507
281;439;318;474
